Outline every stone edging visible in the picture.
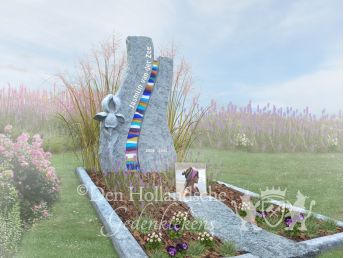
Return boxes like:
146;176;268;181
217;180;343;252
75;167;148;258
75;168;340;257
75;167;257;258
234;254;259;258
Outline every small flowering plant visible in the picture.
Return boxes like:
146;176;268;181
255;210;268;224
283;213;305;237
237;201;251;217
197;231;214;247
235;132;254;150
166;242;188;257
166;246;177;257
145;232;163;250
165;211;188;239
172;211;188;226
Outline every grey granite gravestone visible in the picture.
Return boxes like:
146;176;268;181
94;36;177;173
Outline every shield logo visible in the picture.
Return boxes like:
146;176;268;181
256;188;288;228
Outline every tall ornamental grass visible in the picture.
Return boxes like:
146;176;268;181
161;47;208;161
59;37;125;171
197;101;342;152
167;59;207;161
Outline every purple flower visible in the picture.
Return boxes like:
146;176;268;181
176;243;183;251
166;246;177;256
256;210;267;218
172;224;181;232
176;242;188;251
299;213;305;220
284;216;293;227
164;223;171;230
256;211;262;218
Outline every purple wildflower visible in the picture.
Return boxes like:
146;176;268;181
299;213;305;220
176;242;188;251
176;243;183;251
182;242;188;250
172;224;181;232
166;246;177;256
164;223;171;230
256;210;267;218
284;216;293;227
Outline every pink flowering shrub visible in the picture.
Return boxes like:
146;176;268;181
0;125;59;224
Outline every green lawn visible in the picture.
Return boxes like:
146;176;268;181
318;247;343;258
193;149;343;220
192;149;343;258
16;150;342;258
16;152;117;258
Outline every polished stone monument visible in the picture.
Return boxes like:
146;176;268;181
94;36;176;173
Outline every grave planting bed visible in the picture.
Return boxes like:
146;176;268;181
76;167;343;257
210;181;343;253
77;167;247;258
210;182;342;241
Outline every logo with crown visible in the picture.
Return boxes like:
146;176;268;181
256;187;288;227
260;187;287;200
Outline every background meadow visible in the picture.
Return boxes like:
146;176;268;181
0;84;341;155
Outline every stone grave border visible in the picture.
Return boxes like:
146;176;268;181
217;180;343;253
76;167;148;258
75;167;342;257
75;167;257;258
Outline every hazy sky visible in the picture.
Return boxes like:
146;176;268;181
0;0;342;113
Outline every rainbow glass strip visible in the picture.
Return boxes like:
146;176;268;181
125;60;159;172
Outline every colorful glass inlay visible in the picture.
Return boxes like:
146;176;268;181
125;60;159;172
